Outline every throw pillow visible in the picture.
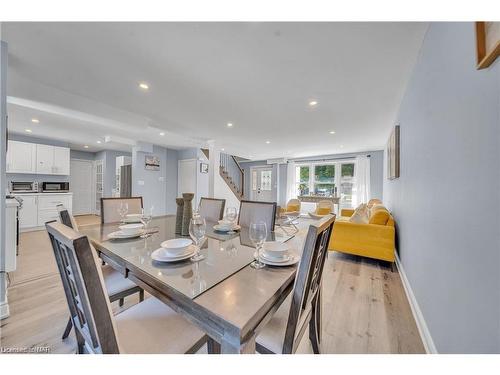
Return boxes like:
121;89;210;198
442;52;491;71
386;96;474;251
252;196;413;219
349;203;369;224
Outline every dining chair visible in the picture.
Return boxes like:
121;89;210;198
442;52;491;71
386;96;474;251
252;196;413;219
315;200;334;215
56;205;144;340
198;197;226;223
100;197;143;224
285;199;301;212
238;200;277;232
46;221;207;354
255;214;336;354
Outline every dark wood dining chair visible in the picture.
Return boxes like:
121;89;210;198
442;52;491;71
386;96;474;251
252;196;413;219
238;200;277;232
198;197;226;222
56;205;144;341
46;221;207;354
255;214;336;354
100;197;143;224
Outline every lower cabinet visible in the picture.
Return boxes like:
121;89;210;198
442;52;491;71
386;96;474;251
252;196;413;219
16;194;73;231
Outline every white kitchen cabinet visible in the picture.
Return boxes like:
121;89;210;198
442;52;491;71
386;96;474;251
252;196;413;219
18;195;38;228
15;193;73;231
36;144;55;174
53;146;70;175
6;141;37;173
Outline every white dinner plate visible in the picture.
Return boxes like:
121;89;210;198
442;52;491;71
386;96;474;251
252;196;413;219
108;230;143;239
151;245;196;262
254;251;299;266
213;224;241;232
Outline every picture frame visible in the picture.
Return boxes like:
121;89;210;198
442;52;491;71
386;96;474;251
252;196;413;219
387;125;400;180
145;155;160;171
476;22;500;70
200;162;209;174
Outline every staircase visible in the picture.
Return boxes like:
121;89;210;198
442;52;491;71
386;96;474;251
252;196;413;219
219;153;244;200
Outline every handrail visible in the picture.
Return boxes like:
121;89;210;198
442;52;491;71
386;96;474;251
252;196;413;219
219;152;244;198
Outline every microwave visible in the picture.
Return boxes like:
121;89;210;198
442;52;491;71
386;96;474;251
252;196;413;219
10;181;39;193
42;181;70;192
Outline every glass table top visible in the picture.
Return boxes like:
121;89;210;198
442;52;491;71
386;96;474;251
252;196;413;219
80;216;305;300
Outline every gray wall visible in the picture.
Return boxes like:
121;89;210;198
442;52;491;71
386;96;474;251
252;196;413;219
384;23;500;353
132;145;178;216
70;150;96;161
242;150;384;207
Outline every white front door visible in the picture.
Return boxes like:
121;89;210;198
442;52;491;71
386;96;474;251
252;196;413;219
70;159;94;215
250;167;273;202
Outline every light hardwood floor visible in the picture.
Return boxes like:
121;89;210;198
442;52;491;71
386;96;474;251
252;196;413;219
0;215;425;354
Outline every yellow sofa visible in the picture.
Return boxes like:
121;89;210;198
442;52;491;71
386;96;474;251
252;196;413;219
328;203;395;263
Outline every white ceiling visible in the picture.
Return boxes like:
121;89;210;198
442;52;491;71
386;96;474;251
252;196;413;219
2;22;428;159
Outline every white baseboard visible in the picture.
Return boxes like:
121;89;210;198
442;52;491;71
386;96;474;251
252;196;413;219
395;253;438;354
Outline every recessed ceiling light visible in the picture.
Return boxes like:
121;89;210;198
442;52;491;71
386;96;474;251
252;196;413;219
265;141;271;144
159;132;165;136
84;145;89;149
139;82;149;90
329;131;336;135
31;118;39;123
309;100;318;107
221;148;225;151
227;123;233;128
25;129;32;133
340;145;344;148
96;140;102;144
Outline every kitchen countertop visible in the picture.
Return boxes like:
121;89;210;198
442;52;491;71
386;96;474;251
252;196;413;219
6;198;20;207
11;192;73;195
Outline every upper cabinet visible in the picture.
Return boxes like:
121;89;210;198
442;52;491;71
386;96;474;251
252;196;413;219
6;141;37;173
7;140;70;175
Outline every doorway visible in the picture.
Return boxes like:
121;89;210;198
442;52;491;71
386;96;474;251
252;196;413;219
70;159;94;215
178;159;198;206
250;166;273;202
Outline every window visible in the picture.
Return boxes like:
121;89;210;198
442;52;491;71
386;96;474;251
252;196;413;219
295;160;357;207
295;165;310;196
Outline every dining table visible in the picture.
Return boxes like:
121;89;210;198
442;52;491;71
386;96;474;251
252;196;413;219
78;214;320;354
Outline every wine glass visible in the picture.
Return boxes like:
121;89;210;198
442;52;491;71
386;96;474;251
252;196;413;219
225;207;238;233
249;221;268;269
140;206;154;238
189;214;206;262
117;202;128;222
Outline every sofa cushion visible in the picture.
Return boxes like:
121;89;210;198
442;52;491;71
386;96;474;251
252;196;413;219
367;198;383;208
349;204;369;224
369;204;390;225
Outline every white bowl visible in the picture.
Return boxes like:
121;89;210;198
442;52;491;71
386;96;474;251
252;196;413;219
160;238;193;256
118;223;144;235
218;220;233;229
262;241;290;259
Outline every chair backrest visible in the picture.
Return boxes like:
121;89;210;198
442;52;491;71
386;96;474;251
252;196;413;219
56;204;79;231
238;200;277;231
46;221;120;354
315;200;334;214
286;199;301;212
100;197;143;224
198;197;226;223
282;214;336;353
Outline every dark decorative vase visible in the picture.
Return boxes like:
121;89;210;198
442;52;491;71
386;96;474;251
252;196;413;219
175;198;184;235
181;193;194;236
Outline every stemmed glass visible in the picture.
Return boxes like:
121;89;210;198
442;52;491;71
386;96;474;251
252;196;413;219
117;202;129;223
189;214;206;262
249;221;268;269
140;206;154;238
225;207;238;233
